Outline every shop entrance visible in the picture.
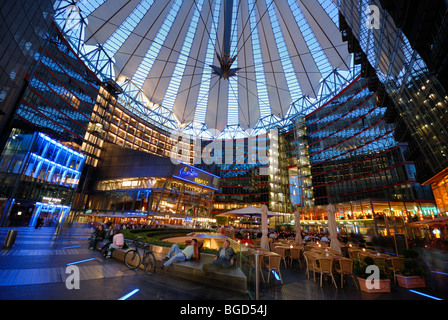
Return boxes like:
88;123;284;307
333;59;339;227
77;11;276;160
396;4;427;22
30;203;71;227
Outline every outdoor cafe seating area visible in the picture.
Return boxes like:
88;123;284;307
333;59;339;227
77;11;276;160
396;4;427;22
242;238;404;290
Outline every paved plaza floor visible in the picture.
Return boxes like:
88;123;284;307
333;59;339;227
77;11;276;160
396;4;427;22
0;226;447;308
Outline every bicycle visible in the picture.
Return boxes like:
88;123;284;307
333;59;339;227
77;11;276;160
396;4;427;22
124;237;156;274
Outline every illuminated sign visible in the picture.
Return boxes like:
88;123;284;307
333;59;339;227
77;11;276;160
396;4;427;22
122;180;141;187
173;164;219;190
42;197;62;204
178;166;199;178
194;178;209;186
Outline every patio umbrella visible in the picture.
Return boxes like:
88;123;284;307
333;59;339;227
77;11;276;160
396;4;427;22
260;205;269;250
294;210;303;245
217;206;280;217
217;206;281;240
326;203;341;253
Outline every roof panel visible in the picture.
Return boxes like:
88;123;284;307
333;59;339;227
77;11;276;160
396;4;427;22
72;0;355;134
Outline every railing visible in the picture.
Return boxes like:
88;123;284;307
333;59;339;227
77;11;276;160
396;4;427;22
225;237;258;299
225;237;280;300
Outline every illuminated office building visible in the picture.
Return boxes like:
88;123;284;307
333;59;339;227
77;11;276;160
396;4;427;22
0;0;54;143
305;75;433;205
1;0;447;232
84;142;219;227
338;0;448;215
0;130;85;226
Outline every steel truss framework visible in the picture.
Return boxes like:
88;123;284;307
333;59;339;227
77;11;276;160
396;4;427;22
52;0;358;139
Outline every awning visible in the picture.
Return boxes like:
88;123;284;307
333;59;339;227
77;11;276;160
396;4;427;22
406;216;448;226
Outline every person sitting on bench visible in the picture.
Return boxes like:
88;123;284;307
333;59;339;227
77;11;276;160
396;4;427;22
202;239;237;274
161;238;198;270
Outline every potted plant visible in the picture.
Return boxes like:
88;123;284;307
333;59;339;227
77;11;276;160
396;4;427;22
396;249;426;288
354;257;391;293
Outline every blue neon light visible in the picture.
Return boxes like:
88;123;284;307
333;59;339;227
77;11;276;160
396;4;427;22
178;166;199;178
118;289;140;300
66;258;96;266
409;290;443;300
38;132;85;159
431;270;448;276
178;162;220;179
272;270;281;281
61;245;83;249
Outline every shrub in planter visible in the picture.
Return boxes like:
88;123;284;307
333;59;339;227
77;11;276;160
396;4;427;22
397;249;426;288
354;257;391;293
121;228;219;255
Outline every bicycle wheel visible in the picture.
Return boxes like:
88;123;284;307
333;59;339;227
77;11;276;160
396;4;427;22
144;252;156;275
124;249;141;270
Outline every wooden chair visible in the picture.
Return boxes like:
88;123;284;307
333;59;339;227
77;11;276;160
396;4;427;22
317;257;337;288
289;247;303;269
311;248;325;254
387;257;405;283
269;242;278;252
274;246;289;268
266;254;283;284
348;249;361;260
334;258;358;289
303;252;319;282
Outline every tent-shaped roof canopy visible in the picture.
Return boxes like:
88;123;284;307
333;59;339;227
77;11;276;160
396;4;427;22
79;0;351;132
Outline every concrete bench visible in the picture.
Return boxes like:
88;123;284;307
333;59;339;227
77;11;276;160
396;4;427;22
110;243;247;295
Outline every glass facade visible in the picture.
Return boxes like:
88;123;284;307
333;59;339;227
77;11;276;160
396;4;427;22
0;129;85;227
83;150;219;228
195;131;293;214
304;76;433;205
14;24;100;145
297;199;439;236
429;173;448;214
338;0;448;213
280;119;314;208
0;0;54;139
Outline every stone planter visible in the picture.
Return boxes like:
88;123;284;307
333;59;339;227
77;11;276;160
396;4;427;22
396;275;426;288
357;277;391;293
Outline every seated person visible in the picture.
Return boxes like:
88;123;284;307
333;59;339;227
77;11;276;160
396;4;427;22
105;230;124;258
89;224;105;249
161;238;198;270
320;234;330;242
203;239;237;274
99;224;114;253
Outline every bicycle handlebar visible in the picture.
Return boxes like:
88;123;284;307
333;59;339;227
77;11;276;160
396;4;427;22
132;237;150;250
